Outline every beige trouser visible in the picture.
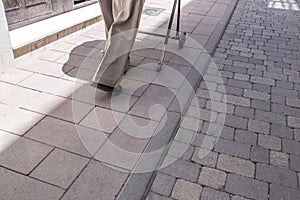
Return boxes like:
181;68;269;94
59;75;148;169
93;0;145;87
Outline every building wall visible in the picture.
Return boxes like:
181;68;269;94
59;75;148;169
0;0;15;73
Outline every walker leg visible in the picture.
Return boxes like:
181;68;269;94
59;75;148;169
176;0;181;37
158;0;178;71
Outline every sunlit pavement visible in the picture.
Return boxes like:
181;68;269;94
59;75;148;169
1;0;300;199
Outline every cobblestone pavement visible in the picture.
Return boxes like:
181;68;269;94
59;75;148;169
146;0;300;199
0;0;232;199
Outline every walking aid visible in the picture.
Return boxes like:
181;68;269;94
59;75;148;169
139;0;186;72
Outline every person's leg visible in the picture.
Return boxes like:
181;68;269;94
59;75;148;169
98;0;113;39
92;0;145;88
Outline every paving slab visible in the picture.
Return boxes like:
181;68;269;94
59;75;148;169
0;167;64;200
26;117;106;157
61;160;128;200
0;136;53;174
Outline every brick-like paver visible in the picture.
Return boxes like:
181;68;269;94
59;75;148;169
145;0;300;199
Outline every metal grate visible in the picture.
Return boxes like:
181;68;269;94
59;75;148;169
143;6;165;16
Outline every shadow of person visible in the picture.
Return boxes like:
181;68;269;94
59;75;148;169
62;40;106;82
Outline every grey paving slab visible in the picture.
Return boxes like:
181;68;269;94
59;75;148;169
61;160;128;200
20;59;68;78
0;68;33;84
0;136;53;174
129;84;175;121
30;148;89;189
0;104;44;135
0;167;64;200
0;81;39;107
80;107;125;133
19;73;81;97
94;127;150;170
26;117;106;157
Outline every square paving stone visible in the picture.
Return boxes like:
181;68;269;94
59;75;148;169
124;67;158;83
0;81;39;107
0;130;20;154
30;148;89;189
80;107;125;133
118;115;159;139
171;179;202;200
0;136;53;174
21;92;66;114
61;160;128;200
48;98;94;123
93;92;138;113
0;104;44;135
26;117;107;157
20;59;66;77
0;167;64;200
19;73;81;97
153;64;190;89
118;78;149;97
0;68;33;84
95;127;150;170
129;84;175;121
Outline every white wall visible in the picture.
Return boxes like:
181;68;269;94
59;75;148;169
0;0;15;73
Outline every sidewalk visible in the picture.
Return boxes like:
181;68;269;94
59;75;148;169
0;0;233;200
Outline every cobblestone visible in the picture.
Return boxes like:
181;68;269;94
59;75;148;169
151;173;176;196
200;187;230;200
171;179;202;200
250;146;269;164
198;167;227;189
217;154;255;177
225;174;268;200
248;119;270;135
256;163;298;189
235;129;257;145
270;151;289;168
290;154;300;172
192;148;218;168
282;139;300;156
214;138;251;159
258;134;281;151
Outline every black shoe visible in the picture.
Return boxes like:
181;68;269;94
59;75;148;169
90;82;114;92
